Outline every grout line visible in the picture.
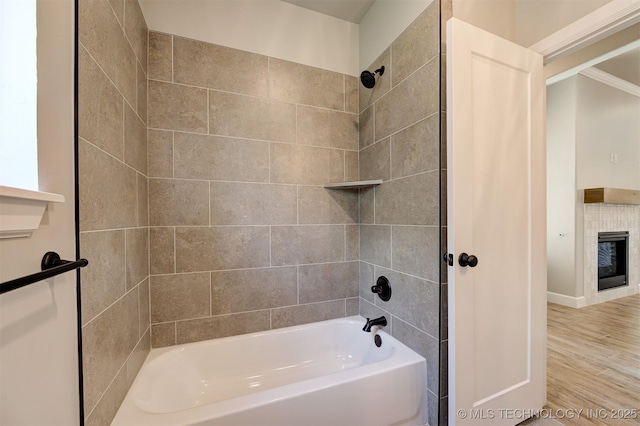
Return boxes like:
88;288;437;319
173;227;177;274
171;35;174;83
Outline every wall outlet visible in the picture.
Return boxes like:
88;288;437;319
610;153;618;163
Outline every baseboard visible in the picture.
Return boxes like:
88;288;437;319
547;291;586;308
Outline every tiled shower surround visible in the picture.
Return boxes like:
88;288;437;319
78;0;150;424
146;31;361;346
358;4;443;425
78;0;446;424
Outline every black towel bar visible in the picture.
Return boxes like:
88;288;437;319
0;251;88;295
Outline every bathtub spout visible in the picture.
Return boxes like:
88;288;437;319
362;316;387;332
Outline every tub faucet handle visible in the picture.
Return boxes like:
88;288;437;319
362;316;387;332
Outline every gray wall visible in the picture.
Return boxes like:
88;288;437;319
78;0;150;424
357;3;443;426
147;31;362;347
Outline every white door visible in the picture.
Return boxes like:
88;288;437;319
447;18;547;425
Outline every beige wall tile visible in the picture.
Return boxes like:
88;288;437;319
79;0;136;106
271;225;345;266
148;32;172;82
391;3;439;86
174;36;268;97
391;115;439;179
151;322;176;348
138;279;150;337
137;173;148;227
175;227;270;272
359;187;375;224
346;225;360;261
126;330;150;387
297;106;358;150
392;225;440;282
150;273;210;322
270;143;344;185
298;186;358;224
79;46;123;160
358;106;374;150
124;103;147;174
375;172;439;225
359;48;391;111
108;0;124;27
148;80;207;133
84;365;127;426
375;58;439;141
80;230;126;325
150;227;175;274
269;58;344;110
345;151;359;181
359;262;375;304
299;262;359;303
176;311;270;344
345;75;359;114
82;289;138;415
359;298;387;323
125;228;149;290
174;132;269;182
210;182;297;225
211;267;297;315
124;0;148;72
360;137;390;181
392;319;440;394
271;300;345;329
137;62;147;123
346;297;359;316
374;266;439;338
79;140;138;231
148;129;173;178
359;225;391;268
148;179;209;226
209;90;296;142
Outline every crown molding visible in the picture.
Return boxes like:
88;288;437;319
579;67;640;97
530;0;640;63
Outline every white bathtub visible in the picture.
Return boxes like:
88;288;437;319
112;316;427;426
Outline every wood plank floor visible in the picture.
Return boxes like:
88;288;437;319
546;294;640;425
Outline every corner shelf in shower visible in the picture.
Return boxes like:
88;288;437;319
323;180;382;190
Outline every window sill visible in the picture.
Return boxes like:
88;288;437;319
0;185;65;239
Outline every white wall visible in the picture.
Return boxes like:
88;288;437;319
576;74;640;190
452;0;517;43
546;77;579;297
0;1;79;424
450;0;613;47
516;0;612;47
359;0;433;69
138;0;359;76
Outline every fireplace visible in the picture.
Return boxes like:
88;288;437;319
598;231;629;291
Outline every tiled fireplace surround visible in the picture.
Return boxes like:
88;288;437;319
584;204;640;305
78;2;446;425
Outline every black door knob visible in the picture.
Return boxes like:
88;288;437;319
458;253;478;267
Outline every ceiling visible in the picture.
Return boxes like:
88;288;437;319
281;0;375;23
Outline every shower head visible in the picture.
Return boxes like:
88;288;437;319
360;66;385;89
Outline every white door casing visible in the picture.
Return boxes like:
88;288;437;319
447;17;547;426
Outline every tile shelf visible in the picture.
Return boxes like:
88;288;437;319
323;179;383;190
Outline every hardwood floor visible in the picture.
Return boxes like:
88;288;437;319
546;294;640;425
